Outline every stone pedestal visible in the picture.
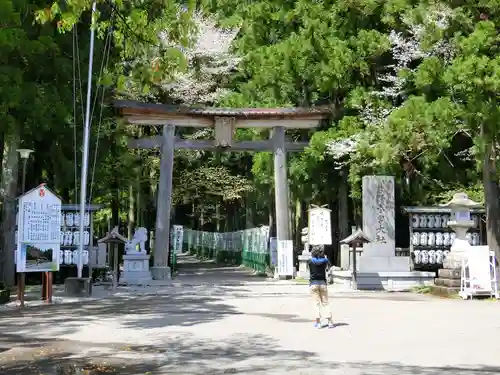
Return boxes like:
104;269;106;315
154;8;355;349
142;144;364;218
434;268;461;290
297;253;311;279
121;253;153;285
434;224;473;295
433;239;470;295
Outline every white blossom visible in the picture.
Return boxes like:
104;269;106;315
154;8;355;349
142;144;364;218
162;13;241;105
325;7;455;164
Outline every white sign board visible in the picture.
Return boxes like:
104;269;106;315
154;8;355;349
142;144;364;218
172;225;184;254
465;246;493;292
277;240;294;276
308;207;332;245
269;237;277;266
17;185;61;273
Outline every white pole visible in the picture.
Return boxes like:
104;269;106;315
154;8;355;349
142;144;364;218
78;1;97;279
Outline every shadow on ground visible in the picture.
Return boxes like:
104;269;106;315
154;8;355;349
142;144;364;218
1;332;499;375
0;285;249;338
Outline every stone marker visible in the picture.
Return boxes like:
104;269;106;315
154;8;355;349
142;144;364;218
358;176;409;272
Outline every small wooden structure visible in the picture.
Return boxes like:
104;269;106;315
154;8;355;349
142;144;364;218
114;100;332;280
98;226;127;291
340;229;372;289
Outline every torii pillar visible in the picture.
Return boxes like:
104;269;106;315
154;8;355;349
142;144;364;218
114;101;330;280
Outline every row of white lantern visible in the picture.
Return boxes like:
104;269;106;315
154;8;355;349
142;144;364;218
14;230;91;247
60;249;89;265
60;230;90;246
411;214;480;229
414;250;448;264
412;232;480;247
60;212;91;227
14;249;89;265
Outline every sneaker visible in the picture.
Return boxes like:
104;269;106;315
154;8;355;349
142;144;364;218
327;321;335;329
314;322;322;329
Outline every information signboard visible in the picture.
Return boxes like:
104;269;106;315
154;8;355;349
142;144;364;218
16;185;61;273
308;207;332;245
269;237;277;266
277;240;294;276
459;246;499;299
465;246;492;292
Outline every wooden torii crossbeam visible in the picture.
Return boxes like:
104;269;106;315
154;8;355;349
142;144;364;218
114;100;332;280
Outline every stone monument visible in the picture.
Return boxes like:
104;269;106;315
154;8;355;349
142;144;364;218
434;193;481;294
332;175;436;290
120;227;153;285
358;175;409;273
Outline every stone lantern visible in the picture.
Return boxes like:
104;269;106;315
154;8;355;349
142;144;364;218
440;192;480;269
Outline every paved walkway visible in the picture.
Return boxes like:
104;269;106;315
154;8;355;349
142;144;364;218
0;256;499;374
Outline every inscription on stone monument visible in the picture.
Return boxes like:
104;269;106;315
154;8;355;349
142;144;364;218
362;176;395;247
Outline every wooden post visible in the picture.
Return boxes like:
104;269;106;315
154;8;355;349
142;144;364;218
17;273;25;307
44;272;53;303
41;273;46;300
152;124;175;280
352;241;358;290
113;243;118;291
271;126;292;276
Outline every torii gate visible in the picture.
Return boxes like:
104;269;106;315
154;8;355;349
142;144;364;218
114;100;331;280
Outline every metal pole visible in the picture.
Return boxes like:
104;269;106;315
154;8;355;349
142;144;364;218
77;0;97;279
21;158;27;193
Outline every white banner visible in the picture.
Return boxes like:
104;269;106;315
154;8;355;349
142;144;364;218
172;225;184;254
308;207;332;245
277;240;294;276
269;237;277;266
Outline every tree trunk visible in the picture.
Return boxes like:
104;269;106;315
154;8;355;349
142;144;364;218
0;132;4;185
245;192;254;229
268;190;276;237
215;200;221;232
338;169;350;240
136;177;142;227
127;184;135;239
111;180;120;229
294;197;302;252
483;135;500;264
0;136;20;287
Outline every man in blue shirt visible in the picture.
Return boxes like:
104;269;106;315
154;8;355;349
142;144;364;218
308;247;334;328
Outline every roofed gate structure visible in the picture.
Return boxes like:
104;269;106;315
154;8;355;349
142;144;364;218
114;100;331;280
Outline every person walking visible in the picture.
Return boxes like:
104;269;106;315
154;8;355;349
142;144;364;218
309;247;334;328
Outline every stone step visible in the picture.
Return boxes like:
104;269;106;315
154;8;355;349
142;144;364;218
438;268;461;279
430;285;460;297
435;277;461;287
